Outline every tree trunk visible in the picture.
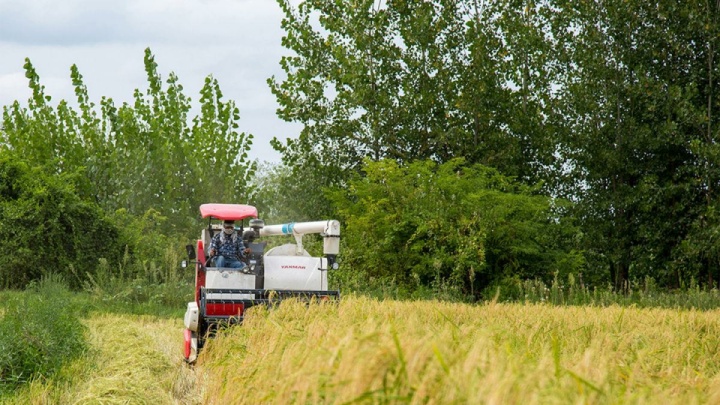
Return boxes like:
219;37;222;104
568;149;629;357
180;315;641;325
612;257;630;293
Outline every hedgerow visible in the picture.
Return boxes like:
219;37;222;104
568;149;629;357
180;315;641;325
0;150;122;289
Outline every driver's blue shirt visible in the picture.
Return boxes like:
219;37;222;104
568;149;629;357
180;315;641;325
210;232;245;260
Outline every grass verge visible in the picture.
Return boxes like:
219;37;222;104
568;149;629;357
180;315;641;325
3;313;203;404
0;278;87;396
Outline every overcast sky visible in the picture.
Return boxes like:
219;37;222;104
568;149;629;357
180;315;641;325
0;0;302;163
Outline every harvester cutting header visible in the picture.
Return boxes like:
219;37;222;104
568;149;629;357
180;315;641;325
182;203;341;363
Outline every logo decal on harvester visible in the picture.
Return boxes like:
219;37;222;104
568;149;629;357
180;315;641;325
281;265;307;269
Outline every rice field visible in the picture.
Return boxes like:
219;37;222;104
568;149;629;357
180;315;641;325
200;296;720;404
5;296;720;404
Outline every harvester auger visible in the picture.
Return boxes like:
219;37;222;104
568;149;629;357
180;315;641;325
182;203;341;363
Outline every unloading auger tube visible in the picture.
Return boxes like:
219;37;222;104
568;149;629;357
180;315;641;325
258;219;341;269
183;215;341;364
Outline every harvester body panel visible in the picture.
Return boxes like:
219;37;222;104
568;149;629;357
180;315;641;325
264;255;325;291
182;203;340;364
205;268;256;300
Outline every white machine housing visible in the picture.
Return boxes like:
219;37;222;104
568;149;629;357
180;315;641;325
183;219;340;334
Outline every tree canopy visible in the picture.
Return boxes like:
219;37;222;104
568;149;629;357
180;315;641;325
3;1;720;293
330;158;583;298
272;0;720;290
271;0;558;184
0;150;121;289
1;48;256;235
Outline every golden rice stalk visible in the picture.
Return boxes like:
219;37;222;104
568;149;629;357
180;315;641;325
200;296;720;405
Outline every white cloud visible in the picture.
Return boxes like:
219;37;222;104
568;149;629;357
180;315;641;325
0;0;127;45
0;0;284;46
0;71;29;104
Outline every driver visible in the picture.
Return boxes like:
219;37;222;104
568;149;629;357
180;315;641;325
209;220;250;269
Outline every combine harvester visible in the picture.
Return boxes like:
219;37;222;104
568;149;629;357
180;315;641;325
182;203;341;363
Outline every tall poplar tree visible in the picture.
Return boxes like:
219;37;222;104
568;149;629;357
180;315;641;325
270;0;558;188
274;0;720;289
1;49;256;234
552;0;719;288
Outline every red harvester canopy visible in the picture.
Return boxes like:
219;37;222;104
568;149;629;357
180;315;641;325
199;204;258;221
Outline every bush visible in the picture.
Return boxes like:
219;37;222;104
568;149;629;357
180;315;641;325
330;158;584;298
0;151;187;293
0;150;123;289
0;276;87;394
81;255;194;316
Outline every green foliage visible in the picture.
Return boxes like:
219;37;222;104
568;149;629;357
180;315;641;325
270;0;560;224
0;149;192;292
272;0;557;180
248;161;335;223
1;48;256;236
0;276;86;394
0;150;122;289
79;241;194;314
550;0;720;288
274;0;720;291
330;158;583;298
77;207;194;314
5;1;720;295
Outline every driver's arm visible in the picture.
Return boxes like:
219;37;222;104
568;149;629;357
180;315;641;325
238;239;247;258
209;235;219;257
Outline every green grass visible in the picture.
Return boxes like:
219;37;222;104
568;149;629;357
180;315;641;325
0;267;190;401
339;272;720;311
498;275;720;310
0;276;87;395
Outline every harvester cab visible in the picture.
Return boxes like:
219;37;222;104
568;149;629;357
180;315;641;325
182;203;341;363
